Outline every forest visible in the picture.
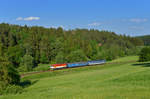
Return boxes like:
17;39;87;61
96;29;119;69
0;23;144;72
136;35;150;46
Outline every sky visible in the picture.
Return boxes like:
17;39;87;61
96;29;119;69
0;0;150;36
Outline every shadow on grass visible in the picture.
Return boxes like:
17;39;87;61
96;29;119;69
19;80;38;88
133;62;150;67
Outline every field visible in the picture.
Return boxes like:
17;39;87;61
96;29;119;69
1;56;150;99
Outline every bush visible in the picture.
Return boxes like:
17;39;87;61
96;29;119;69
139;47;150;62
66;50;89;63
19;54;34;72
40;54;49;64
33;64;50;71
1;85;23;95
0;57;21;95
55;52;66;63
0;81;7;95
19;80;31;88
0;57;20;86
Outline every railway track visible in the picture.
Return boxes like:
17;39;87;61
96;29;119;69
21;60;137;78
21;70;53;78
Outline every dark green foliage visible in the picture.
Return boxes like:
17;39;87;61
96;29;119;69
0;57;20;85
139;47;150;62
136;35;150;46
40;53;49;64
66;50;89;63
0;81;7;94
6;45;24;67
0;57;20;94
1;85;23;95
19;54;34;72
19;80;31;88
0;23;143;70
55;52;66;63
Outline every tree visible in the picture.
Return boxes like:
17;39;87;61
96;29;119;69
55;52;66;63
40;53;49;64
66;50;89;63
19;54;34;72
0;56;20;91
6;45;24;67
139;47;150;62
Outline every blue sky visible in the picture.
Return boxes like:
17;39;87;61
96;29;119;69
0;0;150;36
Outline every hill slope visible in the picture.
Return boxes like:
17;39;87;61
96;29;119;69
137;35;150;46
0;23;143;70
1;56;150;99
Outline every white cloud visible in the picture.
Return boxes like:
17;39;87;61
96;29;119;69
16;16;40;21
129;18;148;23
130;26;144;30
88;22;101;26
24;17;40;21
16;17;23;21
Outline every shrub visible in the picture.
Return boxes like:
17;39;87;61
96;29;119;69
0;57;21;95
0;57;20;86
19;80;31;88
55;52;66;63
0;81;7;95
40;53;49;64
19;54;34;72
66;50;89;63
2;85;23;95
139;47;150;62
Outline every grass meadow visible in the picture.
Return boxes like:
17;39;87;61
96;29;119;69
1;56;150;99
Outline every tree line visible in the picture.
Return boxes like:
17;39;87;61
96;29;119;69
136;35;150;46
0;23;144;72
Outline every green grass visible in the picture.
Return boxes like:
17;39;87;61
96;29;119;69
110;56;138;62
1;56;150;99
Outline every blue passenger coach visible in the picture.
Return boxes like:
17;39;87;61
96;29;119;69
67;62;88;68
87;60;106;65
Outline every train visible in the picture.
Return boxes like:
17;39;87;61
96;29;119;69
50;60;106;70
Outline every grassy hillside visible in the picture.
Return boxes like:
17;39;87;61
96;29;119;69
1;56;150;99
